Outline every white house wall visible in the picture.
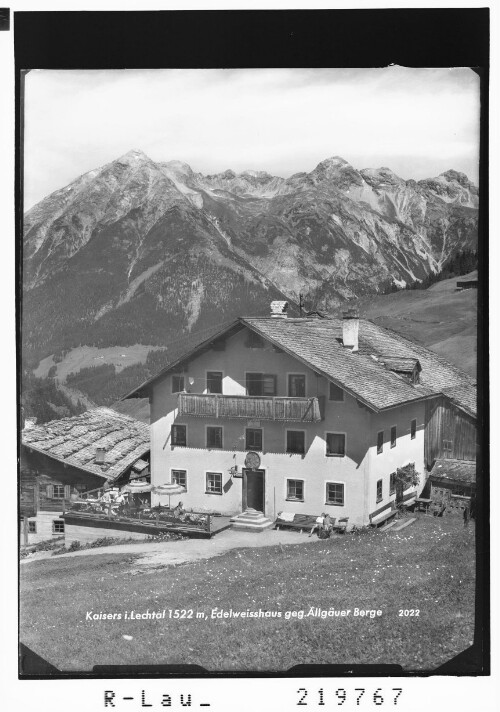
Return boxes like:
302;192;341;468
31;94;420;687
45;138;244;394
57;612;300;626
368;402;426;520
150;326;426;526
20;511;65;545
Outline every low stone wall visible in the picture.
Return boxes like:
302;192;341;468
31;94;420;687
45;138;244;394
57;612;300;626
65;522;150;546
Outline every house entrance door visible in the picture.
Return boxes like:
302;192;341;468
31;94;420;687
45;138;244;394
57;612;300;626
243;469;265;513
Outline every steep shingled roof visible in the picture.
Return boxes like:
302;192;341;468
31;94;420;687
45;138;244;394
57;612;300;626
242;317;476;414
22;407;150;481
124;316;476;416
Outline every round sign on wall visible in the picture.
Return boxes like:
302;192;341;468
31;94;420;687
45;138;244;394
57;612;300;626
244;451;261;470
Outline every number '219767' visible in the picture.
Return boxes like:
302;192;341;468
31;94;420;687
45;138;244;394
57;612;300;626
297;689;403;706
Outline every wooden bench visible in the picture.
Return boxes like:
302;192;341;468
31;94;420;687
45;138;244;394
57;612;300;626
370;508;397;528
274;513;319;533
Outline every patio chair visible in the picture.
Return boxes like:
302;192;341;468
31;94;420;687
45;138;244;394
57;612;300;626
333;517;349;534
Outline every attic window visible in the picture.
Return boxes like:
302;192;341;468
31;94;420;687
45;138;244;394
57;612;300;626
245;331;264;349
95;447;107;464
172;375;185;393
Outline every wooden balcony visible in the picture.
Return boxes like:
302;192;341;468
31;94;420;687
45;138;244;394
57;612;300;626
177;393;324;422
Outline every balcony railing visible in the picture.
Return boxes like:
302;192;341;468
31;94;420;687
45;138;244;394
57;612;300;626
177;393;324;422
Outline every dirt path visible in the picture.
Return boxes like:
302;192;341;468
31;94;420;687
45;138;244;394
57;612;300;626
22;528;320;567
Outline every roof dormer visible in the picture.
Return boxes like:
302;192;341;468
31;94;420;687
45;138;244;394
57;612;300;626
379;356;421;384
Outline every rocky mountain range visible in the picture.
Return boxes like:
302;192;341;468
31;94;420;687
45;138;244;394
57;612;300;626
23;149;478;366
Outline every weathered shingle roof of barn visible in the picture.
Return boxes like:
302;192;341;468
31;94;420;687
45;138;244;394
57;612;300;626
429;459;476;485
22;408;150;481
439;384;477;418
124;316;476;416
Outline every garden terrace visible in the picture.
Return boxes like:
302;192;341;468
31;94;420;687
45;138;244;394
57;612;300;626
63;499;230;538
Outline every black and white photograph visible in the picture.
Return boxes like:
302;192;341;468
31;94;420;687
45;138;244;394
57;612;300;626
12;5;492;700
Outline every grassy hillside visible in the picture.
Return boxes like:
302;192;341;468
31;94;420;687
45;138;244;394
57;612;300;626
34;344;162;381
353;271;477;377
20;514;475;672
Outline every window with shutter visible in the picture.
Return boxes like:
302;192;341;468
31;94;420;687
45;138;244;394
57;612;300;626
171;424;187;447
326;433;346;457
286;479;304;501
246;373;277;396
52;484;65;499
286;430;306;454
262;375;277;396
288;374;305;397
376;479;383;503
390;472;396;495
207;426;223;449
171;470;187;488
325;482;345;506
206;472;222;494
245;428;263;451
377;431;384;455
206;371;223;394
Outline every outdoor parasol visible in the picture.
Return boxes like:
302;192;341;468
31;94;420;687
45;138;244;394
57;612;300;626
122;481;155;494
153;483;187;508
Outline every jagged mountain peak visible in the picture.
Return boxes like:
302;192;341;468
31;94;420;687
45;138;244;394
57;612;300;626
23;151;478;369
418;170;478;208
360;166;404;188
315;155;350;167
308;155;364;189
161;159;194;175
438;169;474;187
241;169;274;180
115;148;153;165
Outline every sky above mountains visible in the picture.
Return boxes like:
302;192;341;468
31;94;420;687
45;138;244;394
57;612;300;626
24;67;479;210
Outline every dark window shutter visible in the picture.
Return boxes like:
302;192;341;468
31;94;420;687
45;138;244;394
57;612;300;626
64;485;71;499
263;375;277;396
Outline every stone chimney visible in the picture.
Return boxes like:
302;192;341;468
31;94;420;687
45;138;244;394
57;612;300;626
342;308;359;351
95;447;107;465
270;301;289;318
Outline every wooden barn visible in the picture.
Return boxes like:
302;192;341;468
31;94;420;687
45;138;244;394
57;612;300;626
20;408;150;545
427;459;476;513
424;385;477;470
